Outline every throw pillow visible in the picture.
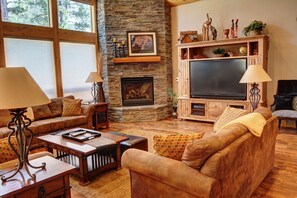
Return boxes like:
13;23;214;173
48;95;75;117
153;133;204;161
274;95;293;110
32;104;53;121
0;136;17;163
24;107;34;121
213;106;248;133
293;96;297;111
62;98;82;116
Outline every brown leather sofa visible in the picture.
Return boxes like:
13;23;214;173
122;108;278;198
0;95;96;149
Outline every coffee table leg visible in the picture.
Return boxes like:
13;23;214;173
116;144;122;170
78;156;91;186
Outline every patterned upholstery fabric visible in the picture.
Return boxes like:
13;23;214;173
213;106;248;133
48;95;75;117
62;98;82;116
0;137;17;163
272;110;297;118
153;133;204;160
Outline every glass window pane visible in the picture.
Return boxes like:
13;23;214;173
58;0;92;32
60;42;97;101
1;0;50;27
4;38;56;98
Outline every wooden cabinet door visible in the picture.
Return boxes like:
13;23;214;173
208;102;224;120
178;99;189;118
178;61;190;98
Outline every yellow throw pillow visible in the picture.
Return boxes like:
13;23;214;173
0;137;17;163
62;98;82;116
213;106;248;133
153;133;204;161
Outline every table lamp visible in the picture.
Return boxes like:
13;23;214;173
239;64;271;111
0;67;50;182
86;72;104;103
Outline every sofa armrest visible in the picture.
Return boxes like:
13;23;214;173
122;149;221;198
81;104;96;129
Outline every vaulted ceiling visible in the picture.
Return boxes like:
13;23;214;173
166;0;198;7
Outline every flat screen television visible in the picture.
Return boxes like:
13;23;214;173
190;58;247;100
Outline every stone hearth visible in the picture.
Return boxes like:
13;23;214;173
97;0;172;122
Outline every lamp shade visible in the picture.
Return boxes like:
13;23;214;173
239;65;272;83
0;67;50;109
86;72;103;83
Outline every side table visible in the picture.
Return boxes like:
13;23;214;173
0;156;75;198
92;102;109;130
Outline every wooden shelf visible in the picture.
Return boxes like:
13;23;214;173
112;56;161;63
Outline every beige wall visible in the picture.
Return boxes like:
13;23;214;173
171;0;297;105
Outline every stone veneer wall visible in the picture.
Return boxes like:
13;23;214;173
97;0;172;122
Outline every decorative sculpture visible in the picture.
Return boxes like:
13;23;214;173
230;19;235;38
202;13;212;41
210;25;217;40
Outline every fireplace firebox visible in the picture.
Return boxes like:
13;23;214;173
121;77;154;106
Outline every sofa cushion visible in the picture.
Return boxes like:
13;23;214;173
0;136;17;163
32;104;53;121
48;95;75;117
153;133;204;161
62;98;82;116
213;106;248;133
274;95;294;110
182;124;248;169
33;118;66;134
0;110;12;128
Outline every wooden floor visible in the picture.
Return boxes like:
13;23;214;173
66;119;297;198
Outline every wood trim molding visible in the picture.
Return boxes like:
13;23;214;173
59;29;97;44
0;5;5;68
112;56;161;63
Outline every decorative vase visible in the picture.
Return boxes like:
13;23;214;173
239;46;247;55
249;30;261;36
172;106;178;119
223;29;230;39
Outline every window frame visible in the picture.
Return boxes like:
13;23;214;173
0;0;99;97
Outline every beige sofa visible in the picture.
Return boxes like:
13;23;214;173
0;95;96;149
122;107;278;198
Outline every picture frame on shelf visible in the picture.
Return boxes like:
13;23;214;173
127;31;157;56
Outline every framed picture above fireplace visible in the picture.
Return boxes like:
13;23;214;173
127;31;157;56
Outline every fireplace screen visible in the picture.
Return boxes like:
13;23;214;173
121;77;154;106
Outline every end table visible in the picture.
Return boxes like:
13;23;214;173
92;102;109;130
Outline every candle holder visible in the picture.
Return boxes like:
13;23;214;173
112;39;126;58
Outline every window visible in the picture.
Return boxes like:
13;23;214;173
60;42;97;101
4;38;57;98
1;0;50;27
58;0;92;32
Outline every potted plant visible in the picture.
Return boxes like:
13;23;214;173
243;20;266;36
167;88;178;118
213;48;225;57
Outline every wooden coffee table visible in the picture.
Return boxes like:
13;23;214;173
0;156;75;198
37;128;128;186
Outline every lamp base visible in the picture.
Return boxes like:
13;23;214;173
1;108;46;182
249;83;261;111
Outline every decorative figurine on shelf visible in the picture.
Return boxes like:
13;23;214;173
113;38;126;58
234;19;239;38
210;25;217;40
223;28;230;39
202;13;212;41
230;19;235;38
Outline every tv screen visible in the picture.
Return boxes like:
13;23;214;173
190;58;247;100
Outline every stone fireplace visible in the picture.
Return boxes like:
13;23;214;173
121;77;154;106
97;0;172;122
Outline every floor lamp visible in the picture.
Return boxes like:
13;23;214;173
0;67;50;182
86;72;104;103
239;64;271;111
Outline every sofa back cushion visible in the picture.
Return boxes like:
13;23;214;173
0;110;13;128
48;95;74;117
182;124;248;169
32;104;53;121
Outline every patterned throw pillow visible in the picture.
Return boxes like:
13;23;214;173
62;98;82;116
32;104;53;121
213;106;248;133
0;137;17;163
293;96;297;111
153;133;204;161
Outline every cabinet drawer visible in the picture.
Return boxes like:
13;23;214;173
16;176;66;198
208;102;224;120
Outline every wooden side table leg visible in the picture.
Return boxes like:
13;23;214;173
116;144;122;170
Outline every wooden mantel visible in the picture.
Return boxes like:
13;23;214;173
165;0;198;7
112;56;161;63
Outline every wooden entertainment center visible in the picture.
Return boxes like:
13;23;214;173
177;35;269;122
